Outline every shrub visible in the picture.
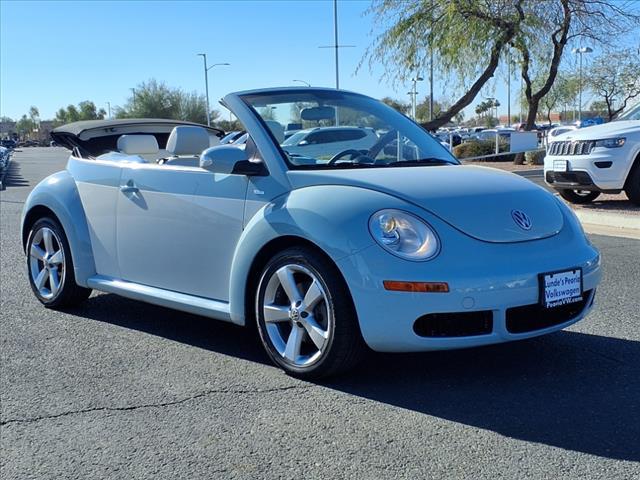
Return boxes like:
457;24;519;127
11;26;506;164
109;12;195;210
525;149;546;165
452;140;513;162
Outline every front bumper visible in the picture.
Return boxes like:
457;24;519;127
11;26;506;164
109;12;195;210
544;146;632;191
336;213;601;352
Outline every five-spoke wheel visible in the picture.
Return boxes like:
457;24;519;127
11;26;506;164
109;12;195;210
256;246;365;378
26;217;91;307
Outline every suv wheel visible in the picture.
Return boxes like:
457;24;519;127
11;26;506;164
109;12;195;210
624;162;640;206
255;247;365;379
558;189;600;204
26;217;92;308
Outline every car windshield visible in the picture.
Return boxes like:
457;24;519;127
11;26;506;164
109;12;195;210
616;102;640;121
240;89;458;170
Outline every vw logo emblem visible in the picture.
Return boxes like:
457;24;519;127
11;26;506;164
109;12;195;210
289;307;300;322
511;210;532;230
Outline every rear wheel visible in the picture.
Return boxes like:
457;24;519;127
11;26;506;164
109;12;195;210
26;217;92;308
255;247;365;379
624;162;640;206
558;189;600;204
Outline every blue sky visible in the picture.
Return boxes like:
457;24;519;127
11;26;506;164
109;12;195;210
1;0;638;122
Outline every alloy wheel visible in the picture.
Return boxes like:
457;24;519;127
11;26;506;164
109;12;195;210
261;264;332;367
29;227;65;300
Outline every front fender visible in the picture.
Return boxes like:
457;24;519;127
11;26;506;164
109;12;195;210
21;170;96;287
228;185;410;324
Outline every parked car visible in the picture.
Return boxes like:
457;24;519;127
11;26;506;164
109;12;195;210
220;130;246;145
545;102;640;205
434;131;462;147
284;122;303;140
281;126;378;159
548;125;578;139
1;139;17;149
21;88;601;378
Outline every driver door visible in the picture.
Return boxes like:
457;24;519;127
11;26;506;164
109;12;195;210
116;163;248;301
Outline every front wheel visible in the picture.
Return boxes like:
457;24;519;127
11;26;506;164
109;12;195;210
255;247;365;379
558;189;600;204
26;217;92;308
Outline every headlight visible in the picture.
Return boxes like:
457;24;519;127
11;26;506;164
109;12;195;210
369;209;440;261
594;137;625;148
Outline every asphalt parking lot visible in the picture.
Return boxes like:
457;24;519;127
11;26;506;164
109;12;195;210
1;148;639;479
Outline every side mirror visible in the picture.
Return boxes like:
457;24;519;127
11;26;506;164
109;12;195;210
200;145;267;176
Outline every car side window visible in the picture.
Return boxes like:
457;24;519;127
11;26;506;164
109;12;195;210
338;129;366;141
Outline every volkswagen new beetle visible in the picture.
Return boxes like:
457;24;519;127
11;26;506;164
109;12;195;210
21;88;601;378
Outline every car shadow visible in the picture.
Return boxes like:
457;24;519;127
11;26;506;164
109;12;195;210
69;293;639;461
1;160;30;189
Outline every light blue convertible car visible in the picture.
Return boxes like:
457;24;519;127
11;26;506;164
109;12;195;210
21;88;601;377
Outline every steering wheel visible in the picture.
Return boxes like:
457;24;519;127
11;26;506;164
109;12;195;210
327;149;373;165
366;129;398;159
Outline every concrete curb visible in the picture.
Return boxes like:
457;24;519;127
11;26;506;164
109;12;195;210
573;208;640;230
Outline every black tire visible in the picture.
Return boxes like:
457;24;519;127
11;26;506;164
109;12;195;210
624;161;640;206
558;189;600;204
255;246;365;379
26;217;92;308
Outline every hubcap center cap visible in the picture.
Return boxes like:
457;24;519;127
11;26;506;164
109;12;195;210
289;307;300;322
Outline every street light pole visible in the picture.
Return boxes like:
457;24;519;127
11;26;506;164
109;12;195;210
319;0;354;90
572;46;593;122
507;51;511;127
197;54;230;126
106;102;111;119
410;76;424;120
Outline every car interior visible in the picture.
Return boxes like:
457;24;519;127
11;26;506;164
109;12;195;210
96;125;220;167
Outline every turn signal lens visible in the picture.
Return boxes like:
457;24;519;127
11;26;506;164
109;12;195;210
383;281;449;293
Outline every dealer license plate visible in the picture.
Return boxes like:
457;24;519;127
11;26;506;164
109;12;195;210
539;269;583;309
553;160;568;172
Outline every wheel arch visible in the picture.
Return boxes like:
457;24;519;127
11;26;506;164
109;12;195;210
242;235;353;328
21;170;96;287
624;149;640;188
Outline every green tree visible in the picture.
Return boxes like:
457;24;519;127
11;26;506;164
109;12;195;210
364;0;525;130
16;114;35;137
116;79;213;124
587;48;640;121
513;0;639;130
415;95;446;122
28;106;40;124
381;97;410;114
537;73;578;124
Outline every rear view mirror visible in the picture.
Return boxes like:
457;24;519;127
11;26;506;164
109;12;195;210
301;106;335;121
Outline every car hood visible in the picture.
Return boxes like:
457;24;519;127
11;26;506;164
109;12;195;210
556;120;640;141
287;165;563;243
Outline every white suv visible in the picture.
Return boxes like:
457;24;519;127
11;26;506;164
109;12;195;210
544;103;640;205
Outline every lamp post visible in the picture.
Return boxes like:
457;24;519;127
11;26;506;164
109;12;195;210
410;76;424;120
319;0;355;90
106;102;111;119
293;79;311;87
572;46;593;122
197;54;230;126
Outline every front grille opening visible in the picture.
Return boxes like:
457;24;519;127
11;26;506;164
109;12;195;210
506;290;592;334
414;311;493;338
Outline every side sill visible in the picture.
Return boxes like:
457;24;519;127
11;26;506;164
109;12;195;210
86;275;232;323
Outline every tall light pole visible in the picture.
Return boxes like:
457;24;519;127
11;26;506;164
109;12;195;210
410;76;424;120
197;53;230;126
572;46;593;122
293;79;311;87
319;0;354;89
106;102;111;119
507;51;511;127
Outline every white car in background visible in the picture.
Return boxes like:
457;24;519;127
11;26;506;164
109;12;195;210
281;126;378;159
545;103;640;205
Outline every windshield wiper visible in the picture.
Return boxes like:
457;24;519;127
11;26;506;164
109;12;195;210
386;158;454;167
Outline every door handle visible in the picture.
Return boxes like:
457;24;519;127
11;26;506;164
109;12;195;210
120;181;139;194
